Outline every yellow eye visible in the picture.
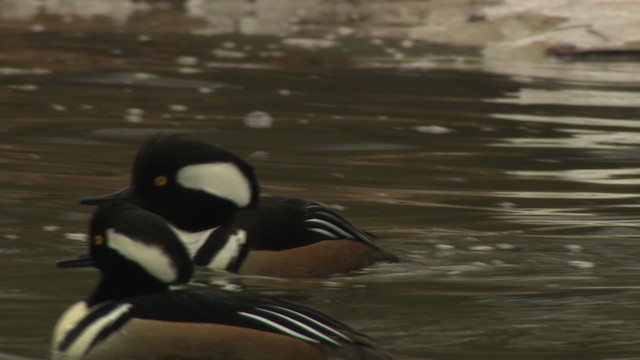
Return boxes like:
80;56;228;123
94;235;105;246
154;175;168;187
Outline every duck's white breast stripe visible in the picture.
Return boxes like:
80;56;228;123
237;312;319;344
208;230;246;270
62;304;132;358
52;302;89;352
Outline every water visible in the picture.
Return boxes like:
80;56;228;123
3;2;640;360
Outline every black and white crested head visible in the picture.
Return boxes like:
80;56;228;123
88;202;193;305
131;135;260;231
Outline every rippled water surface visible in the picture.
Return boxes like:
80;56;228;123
3;2;640;360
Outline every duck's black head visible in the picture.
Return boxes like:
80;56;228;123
68;202;194;305
83;135;260;232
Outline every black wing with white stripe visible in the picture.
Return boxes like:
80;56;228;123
127;288;369;347
238;304;355;346
234;196;378;251
302;202;377;247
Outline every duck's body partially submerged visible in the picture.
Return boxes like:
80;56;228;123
81;135;397;278
53;203;395;360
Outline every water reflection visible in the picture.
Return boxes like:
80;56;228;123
509;168;640;186
489;88;640;107
3;1;640;360
490;114;640;130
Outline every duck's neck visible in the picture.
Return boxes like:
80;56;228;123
168;224;217;257
88;275;167;307
169;223;249;272
197;227;249;272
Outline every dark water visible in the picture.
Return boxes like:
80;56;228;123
3;2;640;360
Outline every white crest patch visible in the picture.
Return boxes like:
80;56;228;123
176;162;252;207
107;229;177;283
208;230;247;270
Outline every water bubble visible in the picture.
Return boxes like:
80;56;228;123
435;244;455;250
124;108;145;123
495;243;515;250
133;73;155;80
324;33;337;41
471;261;489;267
258;50;284;58
498;201;516;208
211;49;247;59
169;104;188;112
51;104;67;111
415;125;452;134
7;84;38;91
127;108;145;116
177;68;201;74
0;68;49;76
31;24;46;32
568;260;595;269
336;26;354;36
281;38;337;49
64;233;88;241
220;41;236;49
248;151;270;160
125;115;143;123
244;111;273;129
565;244;583;253
400;39;414;48
468;245;494;251
176;56;198;66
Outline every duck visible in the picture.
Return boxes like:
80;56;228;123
80;135;397;278
53;202;395;360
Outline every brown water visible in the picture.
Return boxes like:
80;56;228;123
3;2;640;360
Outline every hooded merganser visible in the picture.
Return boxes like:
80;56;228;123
80;135;397;278
53;202;395;360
